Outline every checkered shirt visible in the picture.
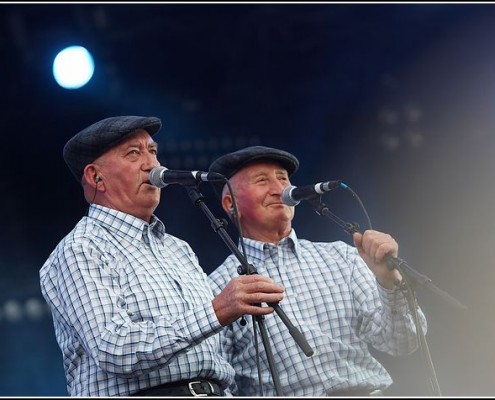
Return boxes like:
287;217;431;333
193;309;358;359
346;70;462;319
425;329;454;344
40;204;235;396
208;229;427;396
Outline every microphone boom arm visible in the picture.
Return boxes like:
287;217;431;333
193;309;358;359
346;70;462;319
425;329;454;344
183;184;314;396
185;185;314;356
307;196;467;311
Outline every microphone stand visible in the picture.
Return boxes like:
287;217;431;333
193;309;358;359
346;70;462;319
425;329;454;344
307;196;467;311
184;185;314;396
307;196;468;397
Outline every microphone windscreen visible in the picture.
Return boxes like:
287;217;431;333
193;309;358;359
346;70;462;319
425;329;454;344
149;166;167;188
281;186;300;206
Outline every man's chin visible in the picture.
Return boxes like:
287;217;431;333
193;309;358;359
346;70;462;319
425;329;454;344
269;209;294;222
141;190;161;207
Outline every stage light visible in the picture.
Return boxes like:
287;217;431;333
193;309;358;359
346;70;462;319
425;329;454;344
52;45;95;89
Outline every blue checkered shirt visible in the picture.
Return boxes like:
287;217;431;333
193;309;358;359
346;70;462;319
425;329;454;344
40;204;235;396
208;230;427;396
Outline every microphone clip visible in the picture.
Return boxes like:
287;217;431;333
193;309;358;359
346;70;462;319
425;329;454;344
344;222;360;235
306;195;325;215
237;263;258;275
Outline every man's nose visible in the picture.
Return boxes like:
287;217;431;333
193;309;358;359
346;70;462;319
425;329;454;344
270;179;287;194
144;152;160;169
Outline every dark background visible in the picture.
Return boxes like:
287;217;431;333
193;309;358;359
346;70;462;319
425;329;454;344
1;2;494;396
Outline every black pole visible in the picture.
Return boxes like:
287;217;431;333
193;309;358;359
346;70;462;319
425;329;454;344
306;196;467;396
184;185;314;396
308;197;467;311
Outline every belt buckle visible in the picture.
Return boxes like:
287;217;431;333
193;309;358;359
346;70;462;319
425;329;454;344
188;380;213;397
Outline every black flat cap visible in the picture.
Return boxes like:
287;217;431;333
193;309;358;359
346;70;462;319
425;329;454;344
63;115;162;183
208;145;299;198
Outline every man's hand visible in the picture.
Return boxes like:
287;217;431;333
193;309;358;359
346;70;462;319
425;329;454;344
353;229;402;289
212;275;285;326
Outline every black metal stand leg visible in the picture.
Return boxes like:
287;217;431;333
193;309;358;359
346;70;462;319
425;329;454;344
184;184;314;396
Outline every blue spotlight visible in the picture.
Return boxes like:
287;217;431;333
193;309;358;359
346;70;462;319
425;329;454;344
52;45;95;89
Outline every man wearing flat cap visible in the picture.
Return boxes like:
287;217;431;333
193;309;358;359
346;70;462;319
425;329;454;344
39;117;284;396
207;145;428;396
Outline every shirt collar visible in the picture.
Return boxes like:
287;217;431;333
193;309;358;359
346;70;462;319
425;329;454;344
87;204;166;242
240;229;300;260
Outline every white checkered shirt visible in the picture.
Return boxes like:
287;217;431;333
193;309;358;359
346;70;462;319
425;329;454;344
40;204;235;396
208;229;427;396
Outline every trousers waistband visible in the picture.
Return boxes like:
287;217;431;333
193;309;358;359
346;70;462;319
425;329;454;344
327;388;384;396
132;379;225;397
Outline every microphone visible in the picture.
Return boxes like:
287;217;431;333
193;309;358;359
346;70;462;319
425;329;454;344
281;181;342;206
149;166;225;188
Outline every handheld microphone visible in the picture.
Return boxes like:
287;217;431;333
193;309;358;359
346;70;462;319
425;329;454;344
149;166;225;188
281;181;342;206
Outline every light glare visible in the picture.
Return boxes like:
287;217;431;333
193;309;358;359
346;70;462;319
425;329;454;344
52;45;95;89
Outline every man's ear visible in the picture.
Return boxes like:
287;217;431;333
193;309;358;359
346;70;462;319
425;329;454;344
222;195;241;221
83;165;100;188
222;195;234;215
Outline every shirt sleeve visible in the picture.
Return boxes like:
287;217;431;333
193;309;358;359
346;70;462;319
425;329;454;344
348;246;428;355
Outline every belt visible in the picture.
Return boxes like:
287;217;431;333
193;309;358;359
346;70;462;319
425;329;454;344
132;379;225;397
327;388;384;396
